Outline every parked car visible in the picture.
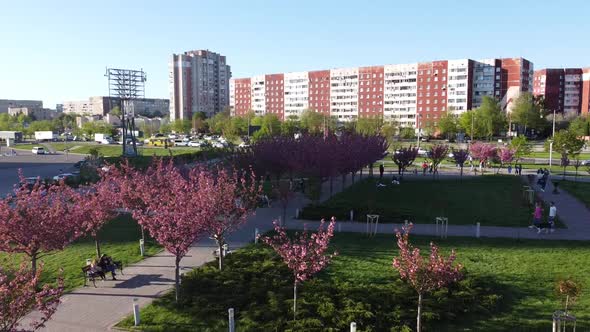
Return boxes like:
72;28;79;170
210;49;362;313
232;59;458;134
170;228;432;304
212;142;225;148
417;148;428;155
31;147;46;155
581;160;590;166
53;173;74;181
188;141;202;147
174;139;189;147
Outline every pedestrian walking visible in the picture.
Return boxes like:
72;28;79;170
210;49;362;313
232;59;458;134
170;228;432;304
548;201;557;232
530;202;543;233
422;161;428;176
508;165;512;174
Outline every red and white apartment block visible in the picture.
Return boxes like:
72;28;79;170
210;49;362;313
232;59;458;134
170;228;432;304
230;57;534;128
534;67;590;115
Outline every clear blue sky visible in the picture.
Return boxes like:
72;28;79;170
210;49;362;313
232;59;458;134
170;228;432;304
2;0;589;107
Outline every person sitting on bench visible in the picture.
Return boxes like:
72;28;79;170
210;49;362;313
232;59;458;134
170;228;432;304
98;254;117;280
89;259;106;280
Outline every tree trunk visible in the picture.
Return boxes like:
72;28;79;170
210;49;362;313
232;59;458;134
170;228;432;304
31;253;38;276
95;235;101;259
352;172;356;184
460;166;463;183
141;225;145;241
174;255;181;303
217;239;224;270
417;293;423;332
293;281;298;321
360;167;363;179
369;163;374;177
342;173;346;189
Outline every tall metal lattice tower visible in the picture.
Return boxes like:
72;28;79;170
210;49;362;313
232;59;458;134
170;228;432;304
105;68;147;156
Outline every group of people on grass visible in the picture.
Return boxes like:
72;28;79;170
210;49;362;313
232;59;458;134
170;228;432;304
530;201;557;234
88;254;118;280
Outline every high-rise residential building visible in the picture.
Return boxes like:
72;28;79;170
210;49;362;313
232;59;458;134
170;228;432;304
63;97;169;117
0;99;43;114
534;67;589;115
169;50;231;121
582;69;590;114
230;57;533;129
500;58;534;112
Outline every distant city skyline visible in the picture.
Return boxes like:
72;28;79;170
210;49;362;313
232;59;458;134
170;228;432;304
2;0;589;108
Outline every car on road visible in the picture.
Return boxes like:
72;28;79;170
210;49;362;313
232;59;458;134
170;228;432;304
188;141;202;147
173;139;189;147
417;148;428;155
212;142;225;148
52;173;75;181
581;160;590;166
32;147;46;155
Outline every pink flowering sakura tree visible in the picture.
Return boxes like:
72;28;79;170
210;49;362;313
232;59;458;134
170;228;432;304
392;224;463;332
0;263;64;332
498;147;515;174
200;167;260;270
428;144;449;179
262;218;337;320
117;159;210;302
452;149;470;182
469;142;497;174
0;174;85;275
392;147;419;178
78;174;120;258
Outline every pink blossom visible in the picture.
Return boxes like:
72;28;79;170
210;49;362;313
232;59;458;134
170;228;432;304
0;263;64;332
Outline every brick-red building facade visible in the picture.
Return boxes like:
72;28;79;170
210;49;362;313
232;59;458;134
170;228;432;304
264;74;284;119
416;61;448;128
358;66;384;118
233;78;251;116
308;70;331;115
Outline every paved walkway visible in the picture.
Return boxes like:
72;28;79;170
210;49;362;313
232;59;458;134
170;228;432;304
28;171;590;331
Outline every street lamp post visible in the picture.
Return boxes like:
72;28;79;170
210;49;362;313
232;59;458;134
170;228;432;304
549;109;557;167
416;114;422;148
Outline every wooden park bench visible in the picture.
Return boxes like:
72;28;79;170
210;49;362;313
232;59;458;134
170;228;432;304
82;260;123;287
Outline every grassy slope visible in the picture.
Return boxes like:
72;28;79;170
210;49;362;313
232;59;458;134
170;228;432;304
303;176;558;227
117;234;590;331
0;214;160;292
559;181;590;208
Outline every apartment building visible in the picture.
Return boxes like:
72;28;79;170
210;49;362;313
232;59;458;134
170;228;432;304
583;69;590;114
384;63;417;127
169;50;231;120
63;97;169;117
0;99;43;114
534;67;590;115
7;106;59;120
230;57;533;127
284;72;309;119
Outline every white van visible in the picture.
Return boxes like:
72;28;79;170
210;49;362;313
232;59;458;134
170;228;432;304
32;147;45;155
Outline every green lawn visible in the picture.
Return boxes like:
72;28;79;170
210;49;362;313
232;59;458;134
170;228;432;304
0;214;160;292
117;234;590;331
559;181;590;208
303;176;560;227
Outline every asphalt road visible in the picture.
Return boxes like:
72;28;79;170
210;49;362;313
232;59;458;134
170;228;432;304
0;151;84;195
